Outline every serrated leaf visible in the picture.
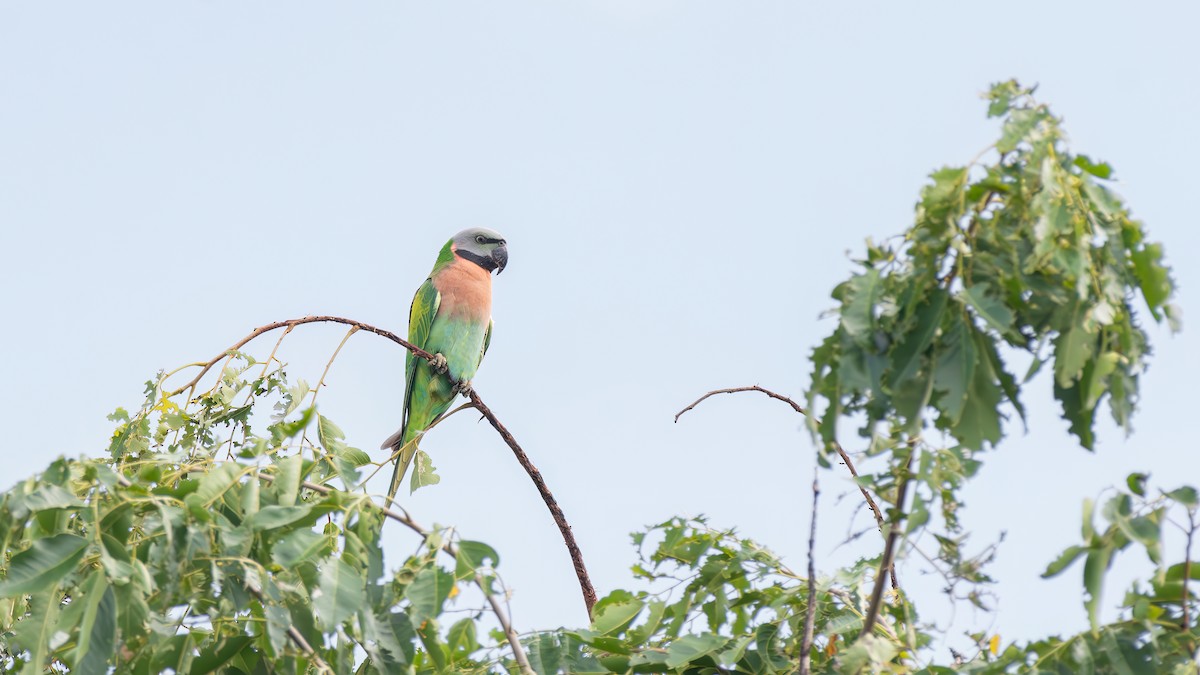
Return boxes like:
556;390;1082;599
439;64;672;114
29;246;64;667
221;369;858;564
409;450;441;493
1042;545;1087;578
0;533;88;596
840;270;882;341
954;329;1004;449
405;566;454;624
1054;320;1097;388
1131;242;1172;317
591;593;645;636
314;558;365;629
526;633;564;675
889;288;948;387
962;283;1017;337
933;313;976;425
317;414;346;450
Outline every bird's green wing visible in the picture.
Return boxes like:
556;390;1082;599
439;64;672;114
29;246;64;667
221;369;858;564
477;319;493;371
402;279;441;438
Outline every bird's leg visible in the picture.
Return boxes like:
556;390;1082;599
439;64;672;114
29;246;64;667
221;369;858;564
429;353;449;375
452;380;473;398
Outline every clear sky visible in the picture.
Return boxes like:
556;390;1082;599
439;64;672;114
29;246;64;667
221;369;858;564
2;0;1198;656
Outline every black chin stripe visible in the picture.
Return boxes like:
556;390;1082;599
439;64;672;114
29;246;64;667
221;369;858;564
456;249;498;271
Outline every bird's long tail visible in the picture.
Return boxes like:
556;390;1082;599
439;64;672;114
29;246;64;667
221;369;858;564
381;430;420;502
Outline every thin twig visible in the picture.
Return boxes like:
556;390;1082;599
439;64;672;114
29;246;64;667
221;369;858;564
1183;508;1195;631
156;315;595;620
309;325;359;407
674;385;893;588
164;316;434;397
254;471;534;673
468;390;597;616
799;464;819;675
859;450;914;639
246;586;333;674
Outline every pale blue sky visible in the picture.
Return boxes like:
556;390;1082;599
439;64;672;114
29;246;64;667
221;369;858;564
2;0;1198;655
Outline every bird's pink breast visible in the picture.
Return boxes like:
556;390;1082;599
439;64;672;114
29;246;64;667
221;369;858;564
433;256;493;321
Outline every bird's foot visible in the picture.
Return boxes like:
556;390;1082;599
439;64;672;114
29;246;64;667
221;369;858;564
453;380;473;398
429;353;449;374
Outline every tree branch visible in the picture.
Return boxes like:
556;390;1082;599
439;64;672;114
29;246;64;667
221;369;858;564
246;585;334;674
1183;508;1195;632
674;385;894;589
858;449;914;640
160;315;595;621
799;464;819;675
164;315;434;397
468;390;598;616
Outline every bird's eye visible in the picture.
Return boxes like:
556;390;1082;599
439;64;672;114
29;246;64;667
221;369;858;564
475;235;486;244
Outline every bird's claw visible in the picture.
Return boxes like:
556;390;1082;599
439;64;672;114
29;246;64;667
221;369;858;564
429;353;449;374
453;380;473;398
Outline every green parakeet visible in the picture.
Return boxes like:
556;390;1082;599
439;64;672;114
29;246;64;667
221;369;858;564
381;228;508;499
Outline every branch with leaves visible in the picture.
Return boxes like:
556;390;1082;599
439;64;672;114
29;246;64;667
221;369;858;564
160;314;596;617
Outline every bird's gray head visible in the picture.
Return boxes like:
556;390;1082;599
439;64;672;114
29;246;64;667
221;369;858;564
450;227;508;274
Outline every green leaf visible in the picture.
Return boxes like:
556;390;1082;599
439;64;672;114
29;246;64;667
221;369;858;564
193;461;244;506
317;414;346;450
962;283;1017;337
1054;320;1097;388
1164;486;1199;509
271;529;329;568
591;592;645;636
1056;373;1097;451
10;484;83;518
955;329;1004;449
1073;154;1113;179
888;288;948;387
447;616;478;655
269;454;302;507
526;633;565;675
933;312;976;425
1130;242;1172;317
0;533;88;596
1083;547;1114;631
70;574;117;675
454;540;500;581
405;565;455;623
664;633;729;669
409;450;441;493
997;107;1046;154
314;558;366;629
1042;545;1088;578
11;588;62;674
1125;473;1148;497
190;636;253;675
840;269;882;341
249;505;315;531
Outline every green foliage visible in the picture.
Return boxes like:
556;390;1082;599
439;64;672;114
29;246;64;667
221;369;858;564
809;79;1177;453
0;360;523;674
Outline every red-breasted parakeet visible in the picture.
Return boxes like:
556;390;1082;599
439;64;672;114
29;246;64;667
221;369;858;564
381;228;508;499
